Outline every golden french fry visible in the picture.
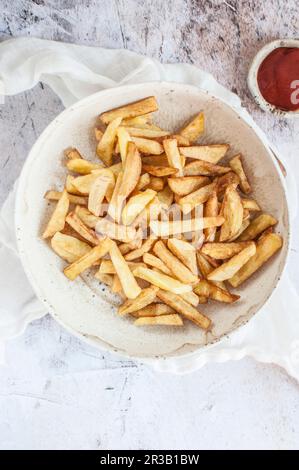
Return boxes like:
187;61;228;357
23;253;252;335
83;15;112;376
111;274;125;297
133;266;192;294
156;289;211;329
229;233;282;287
107;162;123;176
142;165;178;177
64;238;110;280
65;175;83;195
117;127;131;163
134;314;183;326
153;240;198;284
136;173;151;191
150;216;224;237
179;112;204;143
66;212;99;245
143;253;172;275
132;136;164;155
74;206;101;228
207;242;256;281
163;138;184;176
215;171;240;197
45;190;87;206
107;171;124;223
131;303;176;317
238;214;277;241
96;116;122;165
147;176;164;191
42;190;69;238
180;291;200;307
184;160;231;177
204;191;218;242
123;126;170;138
94;127;104;142
228;219;250;242
167;176;210;197
95;217;137;243
118;237;142;254
167;238;197;275
99;260;146;275
178;181;216;214
124;236;157;261
122;114;152;127
109;240;141;299
119;142;142;198
88;171;115;216
66;159;104;175
196;252;226;291
122;189;156;225
64;148;83;160
94;271;114;287
219;184;243;241
100;97;158;124
229;154;251;194
142;153;169;166
51;232;91;263
194;280;239;303
118;286;159;315
159;134;190;146
242;198;261;211
201;241;254;259
180;144;229;163
156;186;174;208
71;169;112;195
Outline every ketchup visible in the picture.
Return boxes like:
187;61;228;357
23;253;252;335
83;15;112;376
257;47;299;111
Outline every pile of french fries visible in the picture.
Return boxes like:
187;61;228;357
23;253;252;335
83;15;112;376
42;96;283;330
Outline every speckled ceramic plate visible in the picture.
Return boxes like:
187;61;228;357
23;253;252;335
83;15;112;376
15;82;289;360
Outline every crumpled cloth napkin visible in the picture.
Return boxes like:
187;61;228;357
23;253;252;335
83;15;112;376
0;37;298;377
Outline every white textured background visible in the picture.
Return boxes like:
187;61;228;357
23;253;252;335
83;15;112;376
0;0;299;450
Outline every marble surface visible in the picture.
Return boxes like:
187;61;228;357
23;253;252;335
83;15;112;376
1;0;299;450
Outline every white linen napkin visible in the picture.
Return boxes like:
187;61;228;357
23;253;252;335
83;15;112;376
0;37;298;377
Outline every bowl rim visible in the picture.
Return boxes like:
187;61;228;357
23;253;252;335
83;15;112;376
15;80;290;362
247;38;299;117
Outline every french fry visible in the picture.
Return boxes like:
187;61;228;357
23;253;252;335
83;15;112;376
242;198;261;211
142;165;178;177
207;242;256;281
74;206;101;228
143;253;172;275
66;159;104;175
94;127;104;142
204;191;218;242
184;160;231;177
156;289;211;329
88;170;115;216
194;280;239;303
100;96;158;124
132;266;192;294
123;126;170;138
107;171;124;222
117;127;131;164
156;186;174;208
131;303;176;317
163;138;184;176
215;171;240;197
150;216;224;237
132;136;164;155
167;176;210;197
134;314;183;326
96;116;122;165
118;286;159;315
229;233;282;287
136;173;151;191
180;144;229;163
108;162;123;176
122;189;156;225
180;290;200;307
228;219;250;242
196;252;226;291
142;153;169;166
111;274;125;297
42;190;69;238
64;147;83;160
147;176;164;191
219;184;243;241
229;154;251;194
124;236;157;261
178;181;216;214
95;217;137;243
66;212;99;245
201;241;254;259
66;175;84;195
99;260;146;275
153;240;198;284
167;238;197;275
51;232;91;263
64;238;110;280
45;190;87;206
122;114;152;127
94;271;114;287
108;240;141;299
159;134;190;146
71;169;112;195
179;112;204;143
119;142;142;198
238;214;277;241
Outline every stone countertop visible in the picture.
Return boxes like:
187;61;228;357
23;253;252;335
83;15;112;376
0;0;299;450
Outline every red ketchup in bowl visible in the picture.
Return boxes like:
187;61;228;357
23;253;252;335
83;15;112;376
257;47;299;111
